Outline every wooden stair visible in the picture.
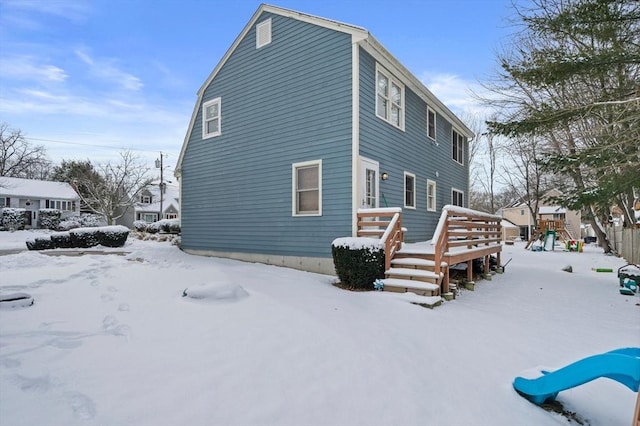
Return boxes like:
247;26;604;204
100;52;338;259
381;257;444;297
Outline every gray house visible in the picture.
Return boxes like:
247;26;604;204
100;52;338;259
0;176;81;229
176;4;473;274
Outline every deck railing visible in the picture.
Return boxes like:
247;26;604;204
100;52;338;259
432;205;503;291
357;208;403;271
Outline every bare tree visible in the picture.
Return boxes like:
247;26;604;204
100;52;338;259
75;151;152;225
0;123;51;179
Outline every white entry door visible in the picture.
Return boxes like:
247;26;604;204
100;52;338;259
359;157;379;209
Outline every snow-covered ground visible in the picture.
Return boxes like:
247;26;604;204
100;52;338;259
0;230;638;426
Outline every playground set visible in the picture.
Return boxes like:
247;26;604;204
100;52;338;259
525;219;582;252
513;347;640;425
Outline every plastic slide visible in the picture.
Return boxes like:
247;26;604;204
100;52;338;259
543;230;556;251
513;347;640;405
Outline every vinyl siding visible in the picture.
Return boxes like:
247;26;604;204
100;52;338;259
358;48;469;242
180;12;353;258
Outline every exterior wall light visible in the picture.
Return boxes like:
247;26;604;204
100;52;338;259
381;172;389;181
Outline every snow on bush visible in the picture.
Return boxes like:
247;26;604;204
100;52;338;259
182;283;249;302
25;236;55;250
1;208;26;231
50;231;73;248
38;208;61;230
147;219;180;234
133;220;148;232
26;226;130;250
59;214;107;231
331;237;385;290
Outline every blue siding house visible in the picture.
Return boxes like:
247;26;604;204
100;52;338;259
176;4;473;274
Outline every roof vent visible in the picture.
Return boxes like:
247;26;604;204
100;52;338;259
256;18;272;49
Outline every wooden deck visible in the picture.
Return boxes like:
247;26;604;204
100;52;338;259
357;206;503;296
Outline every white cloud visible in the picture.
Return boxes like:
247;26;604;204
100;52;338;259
2;0;89;21
419;72;496;119
0;56;68;82
75;49;144;92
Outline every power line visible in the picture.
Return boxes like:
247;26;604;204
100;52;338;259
25;136;179;155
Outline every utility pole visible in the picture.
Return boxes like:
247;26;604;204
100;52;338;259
155;152;166;221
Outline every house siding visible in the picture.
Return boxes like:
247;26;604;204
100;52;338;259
180;12;353;259
358;48;469;242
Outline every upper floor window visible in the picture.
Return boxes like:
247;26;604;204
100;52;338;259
141;195;151;204
427;180;437;212
404;172;416;209
427;107;436;141
452;129;465;164
202;98;221;139
256;18;272;48
376;65;404;130
452;188;464;207
292;160;322;216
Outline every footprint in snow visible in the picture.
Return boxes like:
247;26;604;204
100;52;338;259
65;391;97;419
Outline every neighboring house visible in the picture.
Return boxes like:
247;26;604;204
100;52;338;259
117;181;180;228
175;4;473;274
0;176;80;229
501;189;581;240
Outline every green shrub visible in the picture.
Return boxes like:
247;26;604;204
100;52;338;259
2;208;26;231
39;209;62;230
69;227;100;248
51;232;73;248
97;226;129;247
26;237;55;250
331;237;385;290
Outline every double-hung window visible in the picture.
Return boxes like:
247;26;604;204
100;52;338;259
376;65;404;130
202;98;221;139
427;180;437;212
427;107;436;141
452;189;464;207
452;129;464;164
404;172;416;209
292;160;322;216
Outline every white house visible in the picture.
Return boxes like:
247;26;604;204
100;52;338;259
117;181;180;228
0;176;80;229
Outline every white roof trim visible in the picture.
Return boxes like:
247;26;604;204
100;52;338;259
359;36;473;139
176;4;368;176
176;3;472;175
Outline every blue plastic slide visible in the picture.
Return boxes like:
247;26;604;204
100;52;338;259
513;347;640;405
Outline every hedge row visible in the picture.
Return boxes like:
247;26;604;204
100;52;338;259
26;226;130;250
133;219;180;234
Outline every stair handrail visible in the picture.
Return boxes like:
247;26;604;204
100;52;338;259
357;208;403;271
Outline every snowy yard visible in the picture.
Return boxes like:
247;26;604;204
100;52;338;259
0;230;638;426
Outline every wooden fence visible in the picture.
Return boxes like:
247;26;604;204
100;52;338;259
606;225;640;264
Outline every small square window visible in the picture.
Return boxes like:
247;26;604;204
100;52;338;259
452;189;464;207
404;172;416;209
202;98;221;139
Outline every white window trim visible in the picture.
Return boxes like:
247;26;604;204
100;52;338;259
427;179;437;212
452;188;464;207
202;97;221;139
452;128;464;165
427;107;437;142
375;64;405;131
404;171;416;210
292;159;322;217
256;18;272;49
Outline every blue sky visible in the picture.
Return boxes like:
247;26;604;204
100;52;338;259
0;0;518;172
